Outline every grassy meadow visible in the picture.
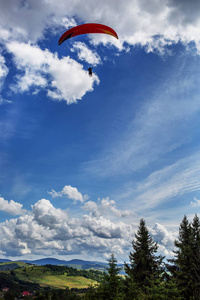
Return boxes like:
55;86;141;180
1;262;98;289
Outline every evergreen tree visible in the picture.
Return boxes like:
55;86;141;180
168;215;193;298
124;219;164;292
188;214;200;298
191;213;200;296
168;214;200;299
99;253;123;300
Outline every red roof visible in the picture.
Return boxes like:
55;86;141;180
23;291;31;296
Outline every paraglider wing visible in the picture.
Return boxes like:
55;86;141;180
58;23;118;45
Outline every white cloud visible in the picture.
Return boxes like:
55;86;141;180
150;223;176;247
18;242;31;255
135;153;200;209
0;196;133;259
82;215;127;239
0;55;8;81
49;185;87;203
191;197;200;207
1;0;200;105
7;42;99;104
0;196;25;215
0;195;178;260
0;54;10;104
31;199;68;228
71;42;101;65
61;17;77;30
85;53;200;178
149;223;177;257
1;1;200;52
83;197;134;218
0;0;58;43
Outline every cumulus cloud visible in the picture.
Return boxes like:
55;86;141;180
6;42;99;104
82;215;127;239
0;193;178;260
1;1;200;61
83;197;134;218
1;0;200;51
31;199;68;228
149;223;177;257
1;0;200;105
150;223;176;247
0;196;25;215
0;196;134;259
48;185;88;203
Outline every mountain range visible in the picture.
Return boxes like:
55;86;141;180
0;257;108;271
0;257;126;274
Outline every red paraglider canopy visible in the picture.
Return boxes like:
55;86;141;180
58;23;118;45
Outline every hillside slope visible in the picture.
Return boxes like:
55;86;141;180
0;262;100;289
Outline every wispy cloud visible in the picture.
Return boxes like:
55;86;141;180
134;152;200;209
84;56;200;178
71;42;101;66
191;197;200;207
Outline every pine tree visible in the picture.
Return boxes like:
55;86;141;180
168;215;200;299
124;219;164;292
99;253;123;300
190;214;200;298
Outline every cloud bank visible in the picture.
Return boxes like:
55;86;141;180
0;193;175;260
1;0;200;50
1;0;200;103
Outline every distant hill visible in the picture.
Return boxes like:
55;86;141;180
21;258;70;265
0;257;125;273
17;257;108;271
0;259;12;263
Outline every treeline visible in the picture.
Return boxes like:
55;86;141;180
0;263;20;271
44;264;104;281
33;287;81;300
84;214;200;300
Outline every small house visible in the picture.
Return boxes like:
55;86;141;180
23;291;32;296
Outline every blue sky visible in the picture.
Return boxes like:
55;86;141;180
1;0;200;262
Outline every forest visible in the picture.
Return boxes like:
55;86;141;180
1;214;200;299
85;214;200;300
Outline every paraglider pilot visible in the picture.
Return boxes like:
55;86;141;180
88;67;93;77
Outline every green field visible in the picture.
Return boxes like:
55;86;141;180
2;263;98;289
